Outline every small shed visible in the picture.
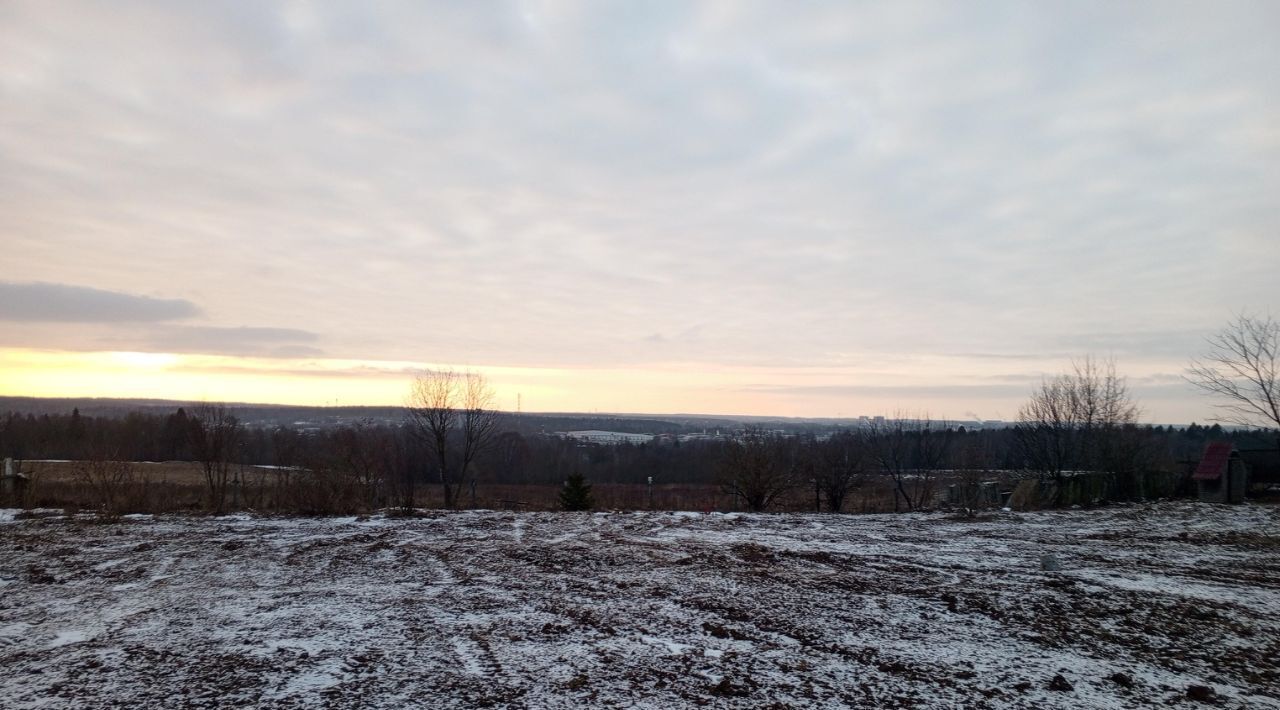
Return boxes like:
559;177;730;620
1193;442;1248;504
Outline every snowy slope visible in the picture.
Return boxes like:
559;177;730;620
1;502;1277;708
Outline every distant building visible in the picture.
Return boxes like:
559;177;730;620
676;433;717;443
1193;441;1248;504
558;430;655;445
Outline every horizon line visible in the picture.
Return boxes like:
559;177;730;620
0;394;1248;430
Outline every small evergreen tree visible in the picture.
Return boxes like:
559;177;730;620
559;471;594;511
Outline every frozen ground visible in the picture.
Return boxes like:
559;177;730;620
1;502;1278;708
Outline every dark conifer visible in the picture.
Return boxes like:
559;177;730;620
559;471;594;511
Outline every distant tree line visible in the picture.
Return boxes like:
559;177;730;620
1;402;1272;513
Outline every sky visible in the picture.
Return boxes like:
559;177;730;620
1;1;1278;423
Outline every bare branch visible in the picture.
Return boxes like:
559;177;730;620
1186;313;1280;434
188;402;241;514
1014;357;1144;498
717;429;795;512
406;369;500;509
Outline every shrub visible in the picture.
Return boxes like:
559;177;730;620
559;472;594;511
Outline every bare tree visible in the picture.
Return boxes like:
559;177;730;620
490;431;531;484
717;429;794;512
73;442;136;518
387;429;425;514
1015;374;1085;480
332;420;391;511
288;449;362;515
188;403;242;514
814;431;865;512
953;436;998;517
406;370;499;509
1015;357;1142;499
1187;313;1280;450
865;413;951;512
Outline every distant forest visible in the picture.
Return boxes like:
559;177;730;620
2;402;1273;490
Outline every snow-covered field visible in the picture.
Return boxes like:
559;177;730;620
1;503;1278;708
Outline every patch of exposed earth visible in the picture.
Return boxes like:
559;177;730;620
1;502;1278;708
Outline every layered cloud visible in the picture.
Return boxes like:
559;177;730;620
0;282;200;322
0;281;321;358
124;326;323;359
1;2;1277;418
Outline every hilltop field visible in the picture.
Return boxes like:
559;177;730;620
1;502;1278;708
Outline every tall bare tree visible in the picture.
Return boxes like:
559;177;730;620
406;370;499;509
188;402;242;514
1187;314;1280;450
1015;357;1143;497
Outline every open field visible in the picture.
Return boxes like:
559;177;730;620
1;502;1278;708
11;460;911;513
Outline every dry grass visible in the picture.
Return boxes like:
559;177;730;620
7;461;973;515
14;461;265;513
26;460;209;485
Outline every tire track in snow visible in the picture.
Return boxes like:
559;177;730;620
450;635;487;676
409;544;511;682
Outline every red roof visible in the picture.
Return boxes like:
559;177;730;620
1193;441;1234;481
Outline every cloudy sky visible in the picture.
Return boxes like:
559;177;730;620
2;1;1277;422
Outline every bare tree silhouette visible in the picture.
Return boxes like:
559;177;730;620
407;370;499;509
1187;313;1280;451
